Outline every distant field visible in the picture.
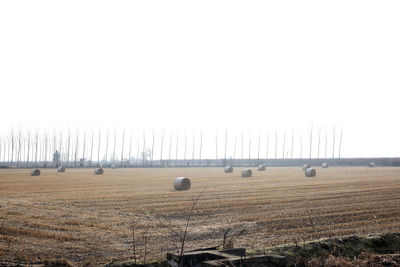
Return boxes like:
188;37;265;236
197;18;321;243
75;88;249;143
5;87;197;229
1;167;400;265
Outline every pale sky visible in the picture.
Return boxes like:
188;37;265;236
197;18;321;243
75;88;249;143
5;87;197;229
0;1;399;158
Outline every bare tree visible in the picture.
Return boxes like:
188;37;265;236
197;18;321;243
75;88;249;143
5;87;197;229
224;129;228;164
97;128;101;165
299;134;303;159
282;131;286;159
59;132;63;165
66;129;71;167
82;130;87;165
159;129;165;166
112;128;117;165
26;132;31;167
150;130;154;166
10;128;14;166
44;131;49;167
198;130;203;167
324;130;328;159
74;131;79;167
128;133;133;167
89;130;94;167
105;129;109;165
332;126;336;159
34;130;39;167
142;131;146;167
290;130;294;159
16;129;22;167
338;129;343;159
168;132;172;167
317;127;321;159
121;129;125;166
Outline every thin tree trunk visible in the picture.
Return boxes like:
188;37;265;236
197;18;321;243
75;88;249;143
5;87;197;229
290;130;294;160
97;128;101;165
112;128;117;165
175;131;179;167
128;133;132;167
89;130;94;167
121;129;125;166
282;132;286;159
105;130;109;166
199;130;203;167
159;130;165;167
224;129;228;164
168;132;172;167
150;130;154;167
317;127;321;159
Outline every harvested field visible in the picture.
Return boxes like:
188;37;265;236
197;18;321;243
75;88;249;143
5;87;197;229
1;167;400;265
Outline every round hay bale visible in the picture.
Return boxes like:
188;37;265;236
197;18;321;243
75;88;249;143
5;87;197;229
174;177;191;190
321;163;328;168
224;166;233;173
57;166;66;173
31;168;41;176
302;164;310;170
305;168;316;177
94;168;104;175
241;168;252;178
258;164;266;171
96;163;103;168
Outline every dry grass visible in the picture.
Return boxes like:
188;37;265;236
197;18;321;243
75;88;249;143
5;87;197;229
0;167;400;265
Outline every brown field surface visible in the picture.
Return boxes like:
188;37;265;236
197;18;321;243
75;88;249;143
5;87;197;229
1;167;400;265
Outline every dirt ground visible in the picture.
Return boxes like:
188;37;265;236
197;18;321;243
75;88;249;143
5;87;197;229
1;167;400;265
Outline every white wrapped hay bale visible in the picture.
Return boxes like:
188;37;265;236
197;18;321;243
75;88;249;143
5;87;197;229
57;166;66;173
224;166;233;173
302;164;310;170
321;163;328;168
31;168;41;176
94;168;104;175
305;168;316;177
241;169;252;178
368;162;376;167
174;177;191;190
258;164;266;171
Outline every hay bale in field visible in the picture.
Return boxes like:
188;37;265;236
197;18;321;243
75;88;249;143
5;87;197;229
258;164;266;171
368;162;376;167
241;168;252;177
322;163;328;168
224;166;233;173
94;168;104;175
302;164;310;170
305;168;316;177
174;177;191;190
96;163;103;168
31;168;41;176
57;166;66;173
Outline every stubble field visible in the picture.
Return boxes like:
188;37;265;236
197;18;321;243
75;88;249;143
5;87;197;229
1;167;400;265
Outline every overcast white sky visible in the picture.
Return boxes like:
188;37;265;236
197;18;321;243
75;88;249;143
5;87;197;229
0;1;399;158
